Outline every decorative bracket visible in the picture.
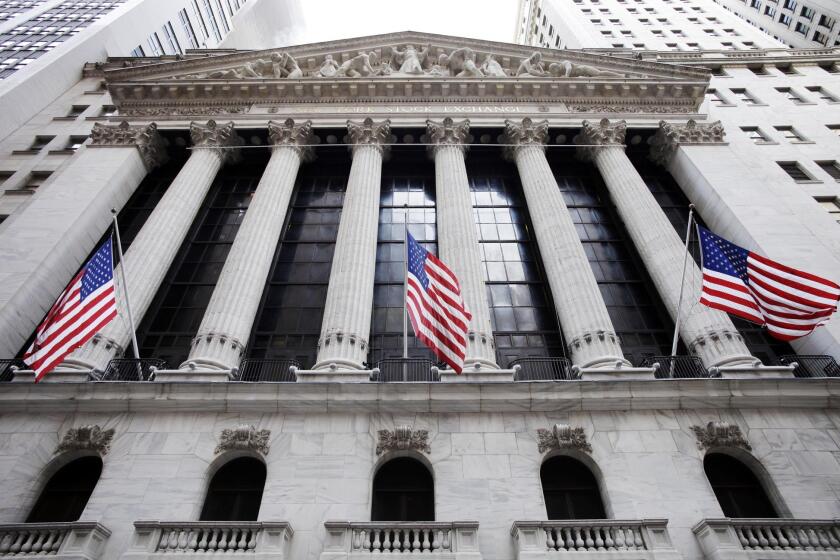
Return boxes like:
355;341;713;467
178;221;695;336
215;424;271;455
537;424;592;453
376;425;431;455
690;421;752;451
55;425;115;456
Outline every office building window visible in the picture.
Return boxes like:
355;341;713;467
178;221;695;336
782;0;797;9
202;0;222;40
774;126;807;142
777;161;813;181
764;5;776;16
146;32;164;56
794;21;809;35
66;104;88;117
749;65;769;76
828;125;840;136
130;45;145;57
806;86;838;102
26;457;102;523
29;135;54;151
818;14;836;28
705;454;778;518
23;170;51;190
800;6;814;20
178;9;199;49
730;88;760;104
816;162;840;181
741;127;772;143
707;88;727;105
779;13;792;26
372;458;434;522
192;0;210;39
214;0;230;33
775;63;797;74
199;458;265;522
819;63;839;74
65;135;87;151
100;105;117;117
541;457;606;520
817;198;840;222
775;87;805;103
162;21;182;54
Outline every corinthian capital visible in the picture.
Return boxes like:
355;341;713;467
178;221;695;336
268;118;315;161
650;119;726;166
426;117;470;155
503;117;549;159
89;121;166;170
189;120;242;164
347;117;391;156
575;118;627;161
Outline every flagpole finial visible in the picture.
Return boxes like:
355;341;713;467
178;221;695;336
111;208;118;215
688;203;695;210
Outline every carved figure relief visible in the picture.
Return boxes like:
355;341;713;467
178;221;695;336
376;426;431;455
183;52;301;79
390;44;430;75
55;425;115;455
336;51;386;78
536;424;592;453
443;47;484;78
548;60;623;78
690;422;752;451
516;52;548;77
480;54;507;77
316;54;339;77
215;424;271;455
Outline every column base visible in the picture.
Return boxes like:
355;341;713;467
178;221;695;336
577;366;657;381
294;367;373;383
578;356;633;369
709;363;796;379
438;365;516;382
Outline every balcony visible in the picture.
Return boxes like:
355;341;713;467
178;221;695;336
98;359;167;381
0;522;110;559
511;519;681;559
641;356;712;379
694;518;840;559
373;358;439;382
234;359;300;382
511;357;577;381
778;355;840;378
122;521;293;558
322;521;480;558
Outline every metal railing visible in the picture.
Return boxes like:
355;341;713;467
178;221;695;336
235;359;299;382
640;355;711;379
0;360;24;383
373;358;438;382
99;359;167;381
779;355;840;378
510;357;576;381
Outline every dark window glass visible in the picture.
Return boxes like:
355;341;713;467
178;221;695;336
541;456;606;520
30;135;54;150
704;454;778;518
27;456;102;522
778;161;811;181
137;146;267;366
371;457;434;522
468;150;565;367
248;148;349;368
549;155;673;364
371;148;438;364
200;457;266;521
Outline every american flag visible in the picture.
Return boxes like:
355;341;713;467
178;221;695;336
406;232;472;373
23;237;118;381
698;226;840;341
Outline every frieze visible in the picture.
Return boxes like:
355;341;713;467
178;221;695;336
120;106;249;117
537;424;592;454
376;426;431;456
567;104;695;114
215;424;271;455
55;425;115;456
690;421;752;451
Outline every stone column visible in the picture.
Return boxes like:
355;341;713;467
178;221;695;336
576;118;754;368
313;118;390;371
66;121;241;372
504;118;628;368
0;121;164;360
185;119;313;371
427;118;498;369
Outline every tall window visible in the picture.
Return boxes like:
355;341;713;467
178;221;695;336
27;456;102;522
541;456;606;520
200;457;266;521
704;454;778;518
371;457;434;521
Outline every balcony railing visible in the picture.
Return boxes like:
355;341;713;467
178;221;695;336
128;521;293;556
511;357;576;381
0;522;110;558
511;519;678;558
373;359;439;382
778;355;840;378
694;518;840;558
0;360;24;383
640;355;711;379
323;521;479;556
98;359;167;381
234;359;300;382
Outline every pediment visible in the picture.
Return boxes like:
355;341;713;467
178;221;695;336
100;31;710;115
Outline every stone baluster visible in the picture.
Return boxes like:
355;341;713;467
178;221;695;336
504;118;628;368
66;120;241;372
576;119;755;368
427;118;498;369
184;119;313;372
314;118;390;370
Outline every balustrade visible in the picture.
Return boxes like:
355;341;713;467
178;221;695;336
694;518;840;559
125;521;292;558
323;521;479;558
0;522;110;559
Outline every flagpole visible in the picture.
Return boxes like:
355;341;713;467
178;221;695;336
403;203;409;361
670;204;695;376
111;208;140;361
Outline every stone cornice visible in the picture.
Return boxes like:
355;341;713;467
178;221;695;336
268;118;314;161
346;117;391;156
575;118;627;161
503;118;549;159
88;121;166;170
649;119;727;166
0;378;836;414
189;120;241;164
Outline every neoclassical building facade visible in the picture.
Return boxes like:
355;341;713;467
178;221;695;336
0;31;839;560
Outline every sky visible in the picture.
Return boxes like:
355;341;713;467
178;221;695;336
294;0;521;45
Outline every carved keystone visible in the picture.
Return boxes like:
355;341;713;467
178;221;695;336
537;424;592;453
690;421;752;451
215;424;271;455
376;425;431;455
55;425;115;455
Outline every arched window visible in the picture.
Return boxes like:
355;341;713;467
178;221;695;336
200;457;266;521
27;456;102;522
371;457;434;521
704;453;778;518
541;456;606;520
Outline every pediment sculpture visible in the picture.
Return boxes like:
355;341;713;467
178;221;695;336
172;45;630;81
